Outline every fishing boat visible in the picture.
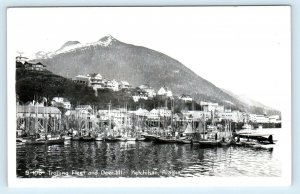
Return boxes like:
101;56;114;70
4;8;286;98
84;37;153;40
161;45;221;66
136;137;146;141
143;134;159;141
116;136;127;141
95;133;105;141
80;136;95;141
63;135;72;140
25;135;65;145
154;136;177;143
176;138;192;144
198;139;222;147
72;136;80;141
220;138;233;146
126;137;137;141
95;136;104;141
104;136;118;142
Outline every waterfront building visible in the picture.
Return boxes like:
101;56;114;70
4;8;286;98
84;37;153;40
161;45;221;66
181;110;211;121
269;115;281;123
256;114;270;123
17;105;62;119
148;108;160;120
134;108;149;117
217;110;243;123
157;107;171;117
75;105;93;115
200;101;222;112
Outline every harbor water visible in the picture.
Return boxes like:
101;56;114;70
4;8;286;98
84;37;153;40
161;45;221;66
16;128;282;178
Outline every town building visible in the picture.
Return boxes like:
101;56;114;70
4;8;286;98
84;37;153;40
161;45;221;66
106;79;119;91
132;89;148;102
17;105;61;119
24;61;47;71
16;55;28;64
72;75;90;85
157;107;172;117
157;86;173;97
200;101;224;112
217;110;243;123
179;94;193;102
75;105;93;115
256;114;270;123
51;97;71;109
138;85;156;98
147;108;160;120
119;81;131;90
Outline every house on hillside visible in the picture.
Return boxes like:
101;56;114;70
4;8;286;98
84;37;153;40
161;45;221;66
119;81;131;90
24;61;47;71
16;55;28;64
138;84;156;98
51;97;71;109
106;79;119;91
157;86;172;97
132;89;148;102
179;94;193;102
72;75;90;85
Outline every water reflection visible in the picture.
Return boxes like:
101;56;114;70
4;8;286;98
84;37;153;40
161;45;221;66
17;140;280;178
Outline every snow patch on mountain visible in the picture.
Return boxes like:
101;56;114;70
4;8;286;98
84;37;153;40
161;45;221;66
33;35;117;59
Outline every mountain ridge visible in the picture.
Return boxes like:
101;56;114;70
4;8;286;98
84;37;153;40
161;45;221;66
30;35;279;115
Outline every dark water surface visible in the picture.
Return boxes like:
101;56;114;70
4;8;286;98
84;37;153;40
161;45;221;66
16;129;282;178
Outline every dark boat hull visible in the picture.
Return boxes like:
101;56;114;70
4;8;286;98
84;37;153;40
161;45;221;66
104;137;118;142
143;134;159;141
176;139;192;144
25;138;65;145
198;140;221;147
154;137;177;144
80;136;95;141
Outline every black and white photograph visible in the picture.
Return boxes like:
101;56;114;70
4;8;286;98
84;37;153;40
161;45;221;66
7;6;291;187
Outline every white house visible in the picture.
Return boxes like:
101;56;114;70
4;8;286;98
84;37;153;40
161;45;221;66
24;62;47;71
132;90;148;102
106;79;119;91
51;97;71;109
139;85;156;98
147;108;160;120
119;81;131;90
157;107;172;117
179;94;193;102
157;86;173;97
72;75;90;85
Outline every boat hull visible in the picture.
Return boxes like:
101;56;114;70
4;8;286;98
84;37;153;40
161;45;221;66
25;138;65;145
143;134;159;141
154;137;177;144
198;140;221;147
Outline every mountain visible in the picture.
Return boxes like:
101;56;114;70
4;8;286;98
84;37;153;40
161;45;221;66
30;35;278;114
222;89;280;115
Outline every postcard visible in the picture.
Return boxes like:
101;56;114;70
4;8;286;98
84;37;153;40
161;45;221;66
7;6;291;187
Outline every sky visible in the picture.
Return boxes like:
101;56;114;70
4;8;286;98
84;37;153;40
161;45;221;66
7;6;291;111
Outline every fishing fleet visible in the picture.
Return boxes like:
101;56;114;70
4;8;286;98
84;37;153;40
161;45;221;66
16;102;275;150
